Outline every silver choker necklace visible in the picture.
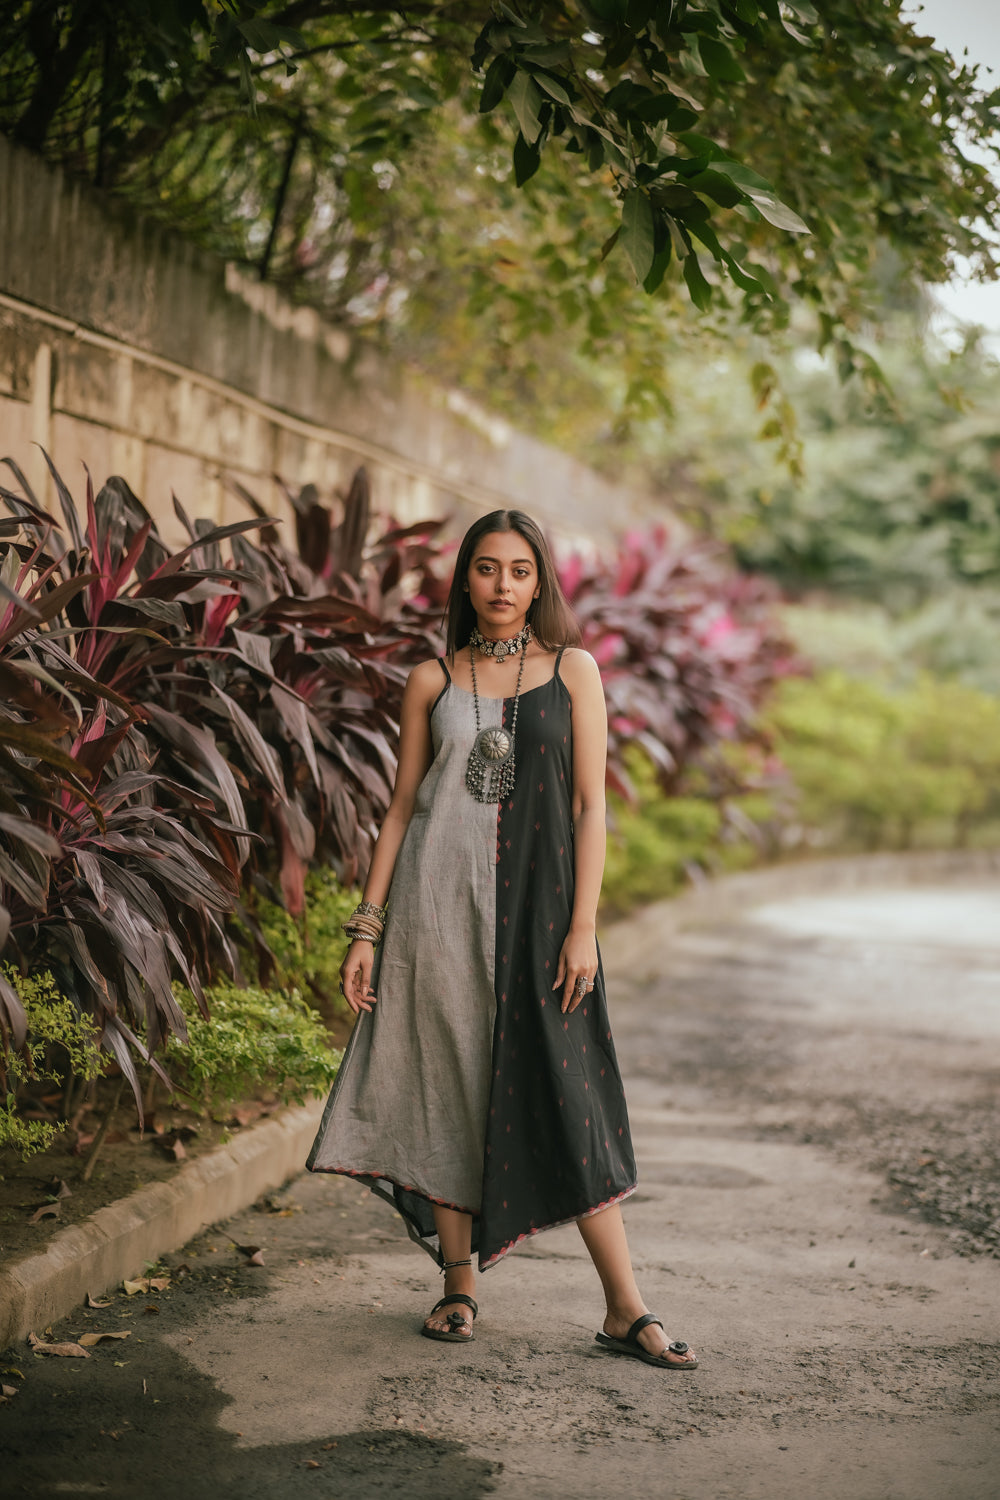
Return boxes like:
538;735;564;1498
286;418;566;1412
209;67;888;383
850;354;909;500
470;623;532;663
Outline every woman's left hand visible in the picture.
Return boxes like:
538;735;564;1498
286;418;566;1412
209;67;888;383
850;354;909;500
553;927;598;1014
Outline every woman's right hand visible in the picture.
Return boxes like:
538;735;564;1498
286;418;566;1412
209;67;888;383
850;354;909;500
340;940;377;1015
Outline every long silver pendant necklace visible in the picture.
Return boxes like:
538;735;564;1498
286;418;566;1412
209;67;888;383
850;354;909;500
465;627;530;803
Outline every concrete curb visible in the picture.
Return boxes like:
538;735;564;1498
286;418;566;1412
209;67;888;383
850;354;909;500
0;1098;324;1349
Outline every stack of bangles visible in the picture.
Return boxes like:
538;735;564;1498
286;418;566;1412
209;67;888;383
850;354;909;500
342;900;387;944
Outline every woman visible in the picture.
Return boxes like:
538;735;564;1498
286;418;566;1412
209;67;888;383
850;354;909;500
307;510;697;1370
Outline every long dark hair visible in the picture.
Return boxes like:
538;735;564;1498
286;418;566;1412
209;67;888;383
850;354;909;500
445;510;582;656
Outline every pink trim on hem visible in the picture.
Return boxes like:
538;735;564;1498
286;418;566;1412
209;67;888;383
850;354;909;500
478;1183;637;1272
310;1165;637;1272
310;1162;479;1218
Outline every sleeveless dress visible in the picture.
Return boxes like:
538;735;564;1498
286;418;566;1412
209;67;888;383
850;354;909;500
307;652;637;1270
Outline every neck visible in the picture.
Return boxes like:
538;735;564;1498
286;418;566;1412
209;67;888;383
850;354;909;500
474;621;528;641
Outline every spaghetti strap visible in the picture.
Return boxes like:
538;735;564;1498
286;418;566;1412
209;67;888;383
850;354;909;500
430;656;452;717
554;647;566;679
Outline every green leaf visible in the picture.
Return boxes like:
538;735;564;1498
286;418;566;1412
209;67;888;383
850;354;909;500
721;251;768;294
621;188;656;283
508;70;544;143
724;0;762;22
643;241;673;294
513;132;542;185
480;55;514;113
530;71;572;106
747;193;810;234
682;250;713;309
698;37;747;82
680;33;708;77
685;169;744;208
705;161;811;233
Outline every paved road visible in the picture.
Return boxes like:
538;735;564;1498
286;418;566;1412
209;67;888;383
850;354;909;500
3;875;999;1499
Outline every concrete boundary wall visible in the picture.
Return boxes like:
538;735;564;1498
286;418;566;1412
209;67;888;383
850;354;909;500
0;135;654;543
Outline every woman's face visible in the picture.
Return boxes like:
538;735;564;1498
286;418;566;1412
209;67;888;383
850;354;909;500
466;530;540;636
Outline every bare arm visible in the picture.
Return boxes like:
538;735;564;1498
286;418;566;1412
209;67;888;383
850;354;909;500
552;649;609;1014
339;658;442;1013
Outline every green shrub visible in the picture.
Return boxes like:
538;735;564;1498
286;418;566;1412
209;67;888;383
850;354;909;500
0;969;104;1161
765;670;1000;849
602;750;767;916
166;981;342;1116
241;870;360;1014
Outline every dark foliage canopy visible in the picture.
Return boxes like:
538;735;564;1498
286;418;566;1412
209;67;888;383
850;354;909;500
2;1;998;403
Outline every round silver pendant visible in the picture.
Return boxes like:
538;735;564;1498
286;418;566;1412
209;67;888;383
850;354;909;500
475;727;512;763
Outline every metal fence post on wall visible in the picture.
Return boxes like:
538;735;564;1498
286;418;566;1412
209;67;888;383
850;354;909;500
30;341;53;506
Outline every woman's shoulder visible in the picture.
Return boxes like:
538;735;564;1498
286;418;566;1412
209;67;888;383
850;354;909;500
404;655;450;702
556;646;602;688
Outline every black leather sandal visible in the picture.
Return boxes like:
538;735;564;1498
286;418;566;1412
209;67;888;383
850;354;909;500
421;1258;478;1343
595;1313;698;1369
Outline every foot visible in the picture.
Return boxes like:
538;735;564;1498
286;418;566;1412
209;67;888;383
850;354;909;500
424;1264;476;1339
602;1308;697;1367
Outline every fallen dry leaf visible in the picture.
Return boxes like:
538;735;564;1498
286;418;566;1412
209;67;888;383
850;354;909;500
28;1203;61;1224
123;1274;171;1296
229;1238;264;1265
2;1384;18;1398
304;1460;321;1469
51;1179;73;1200
78;1331;131;1348
85;1293;111;1310
144;1305;160;1316
27;1333;90;1359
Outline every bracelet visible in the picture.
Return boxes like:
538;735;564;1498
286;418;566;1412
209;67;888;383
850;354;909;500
342;902;385;945
354;900;388;923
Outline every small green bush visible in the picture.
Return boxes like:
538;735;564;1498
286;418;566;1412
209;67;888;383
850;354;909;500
0;968;104;1161
238;869;361;1013
765;670;1000;849
602;750;766;916
166;981;342;1116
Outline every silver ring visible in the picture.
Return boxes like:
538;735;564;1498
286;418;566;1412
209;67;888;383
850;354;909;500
575;977;587;994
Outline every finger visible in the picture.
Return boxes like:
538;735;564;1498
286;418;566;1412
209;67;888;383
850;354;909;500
552;958;566;991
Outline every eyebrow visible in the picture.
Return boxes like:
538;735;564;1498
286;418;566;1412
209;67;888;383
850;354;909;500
474;554;535;565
